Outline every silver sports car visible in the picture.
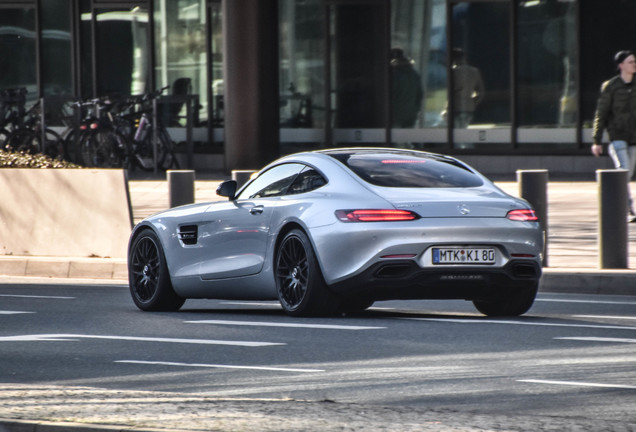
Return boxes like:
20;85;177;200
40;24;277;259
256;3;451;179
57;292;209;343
128;148;543;317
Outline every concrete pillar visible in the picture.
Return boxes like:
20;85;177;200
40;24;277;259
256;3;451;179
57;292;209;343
517;169;549;266
223;0;280;173
232;169;257;189
168;170;195;208
597;169;628;269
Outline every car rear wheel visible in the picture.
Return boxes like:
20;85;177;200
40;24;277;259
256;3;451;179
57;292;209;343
129;229;185;311
472;282;538;317
275;229;339;317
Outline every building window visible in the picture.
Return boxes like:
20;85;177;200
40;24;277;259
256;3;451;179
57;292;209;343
279;0;326;151
391;0;446;149
0;6;37;104
41;0;73;97
154;0;208;125
517;0;577;149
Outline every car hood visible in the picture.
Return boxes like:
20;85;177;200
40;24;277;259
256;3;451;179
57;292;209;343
371;186;526;218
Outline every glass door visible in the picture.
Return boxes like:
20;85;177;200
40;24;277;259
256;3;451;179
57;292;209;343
80;3;151;97
0;5;37;104
327;0;389;146
450;1;511;149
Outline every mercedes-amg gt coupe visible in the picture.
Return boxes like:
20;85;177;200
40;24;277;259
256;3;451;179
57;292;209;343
128;147;543;317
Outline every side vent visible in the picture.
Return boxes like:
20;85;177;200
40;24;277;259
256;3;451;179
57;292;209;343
178;225;198;245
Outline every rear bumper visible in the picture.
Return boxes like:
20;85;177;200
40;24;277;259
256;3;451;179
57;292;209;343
328;259;542;301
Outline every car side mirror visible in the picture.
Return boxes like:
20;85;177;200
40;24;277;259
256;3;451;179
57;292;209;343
216;180;237;200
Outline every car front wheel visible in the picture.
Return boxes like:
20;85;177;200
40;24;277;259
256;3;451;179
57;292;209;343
275;229;339;317
472;282;538;317
129;229;185;311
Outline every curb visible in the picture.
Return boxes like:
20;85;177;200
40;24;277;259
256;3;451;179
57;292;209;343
0;418;187;432
540;268;636;296
0;256;127;281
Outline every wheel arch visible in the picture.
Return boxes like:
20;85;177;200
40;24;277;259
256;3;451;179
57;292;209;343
273;221;333;287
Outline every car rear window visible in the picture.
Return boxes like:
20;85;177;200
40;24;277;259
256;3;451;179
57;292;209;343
328;152;483;188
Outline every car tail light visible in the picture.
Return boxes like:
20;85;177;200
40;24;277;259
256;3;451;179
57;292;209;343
336;209;420;222
506;209;538;221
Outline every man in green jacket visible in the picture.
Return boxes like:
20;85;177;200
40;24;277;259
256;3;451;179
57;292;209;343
592;50;636;220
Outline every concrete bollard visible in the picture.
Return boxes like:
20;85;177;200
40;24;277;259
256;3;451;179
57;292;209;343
517;169;549;266
597;169;628;269
232;169;257;189
167;170;195;208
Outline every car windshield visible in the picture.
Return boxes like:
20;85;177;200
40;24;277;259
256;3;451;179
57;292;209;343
327;151;483;188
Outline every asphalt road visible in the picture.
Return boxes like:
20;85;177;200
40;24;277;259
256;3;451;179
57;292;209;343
1;282;636;430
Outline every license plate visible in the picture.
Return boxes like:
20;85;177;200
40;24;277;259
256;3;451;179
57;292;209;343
432;247;495;265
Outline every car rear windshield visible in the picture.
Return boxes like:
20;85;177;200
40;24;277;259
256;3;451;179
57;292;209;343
328;152;484;188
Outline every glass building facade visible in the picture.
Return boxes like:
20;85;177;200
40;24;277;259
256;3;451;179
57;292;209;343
0;0;634;172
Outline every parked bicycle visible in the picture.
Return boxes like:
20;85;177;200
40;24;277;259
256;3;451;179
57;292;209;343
70;88;180;170
127;87;180;171
1;88;65;159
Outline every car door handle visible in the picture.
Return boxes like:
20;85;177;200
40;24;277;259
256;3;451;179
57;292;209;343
250;206;264;215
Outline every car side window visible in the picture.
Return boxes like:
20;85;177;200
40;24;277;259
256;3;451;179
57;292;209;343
237;163;305;199
287;167;327;195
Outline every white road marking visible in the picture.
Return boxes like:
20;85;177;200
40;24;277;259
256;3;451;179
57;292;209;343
186;320;386;330
407;317;636;331
574;315;636;321
0;334;284;347
519;379;636;390
0;311;34;315
556;336;636;344
0;294;74;299
116;360;324;373
536;298;636;305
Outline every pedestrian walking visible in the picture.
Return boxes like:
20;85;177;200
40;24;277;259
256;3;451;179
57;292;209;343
592;50;636;221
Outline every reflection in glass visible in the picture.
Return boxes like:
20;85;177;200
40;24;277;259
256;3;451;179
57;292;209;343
210;2;223;127
154;0;207;124
517;0;577;129
279;0;326;152
0;7;36;102
88;7;151;96
331;3;387;130
390;0;446;128
41;0;72;97
279;0;324;129
451;2;510;148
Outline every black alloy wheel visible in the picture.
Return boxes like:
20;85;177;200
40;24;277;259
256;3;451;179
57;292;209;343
128;229;184;311
275;229;339;317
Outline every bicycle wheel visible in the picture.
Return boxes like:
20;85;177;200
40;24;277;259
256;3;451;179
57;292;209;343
157;127;179;170
6;128;40;154
81;129;130;168
41;128;64;160
0;128;9;151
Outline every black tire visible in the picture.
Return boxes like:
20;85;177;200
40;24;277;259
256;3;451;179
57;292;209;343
472;282;539;317
275;229;339;317
128;229;185;312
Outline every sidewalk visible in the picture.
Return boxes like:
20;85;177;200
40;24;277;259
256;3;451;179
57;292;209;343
1;177;635;294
